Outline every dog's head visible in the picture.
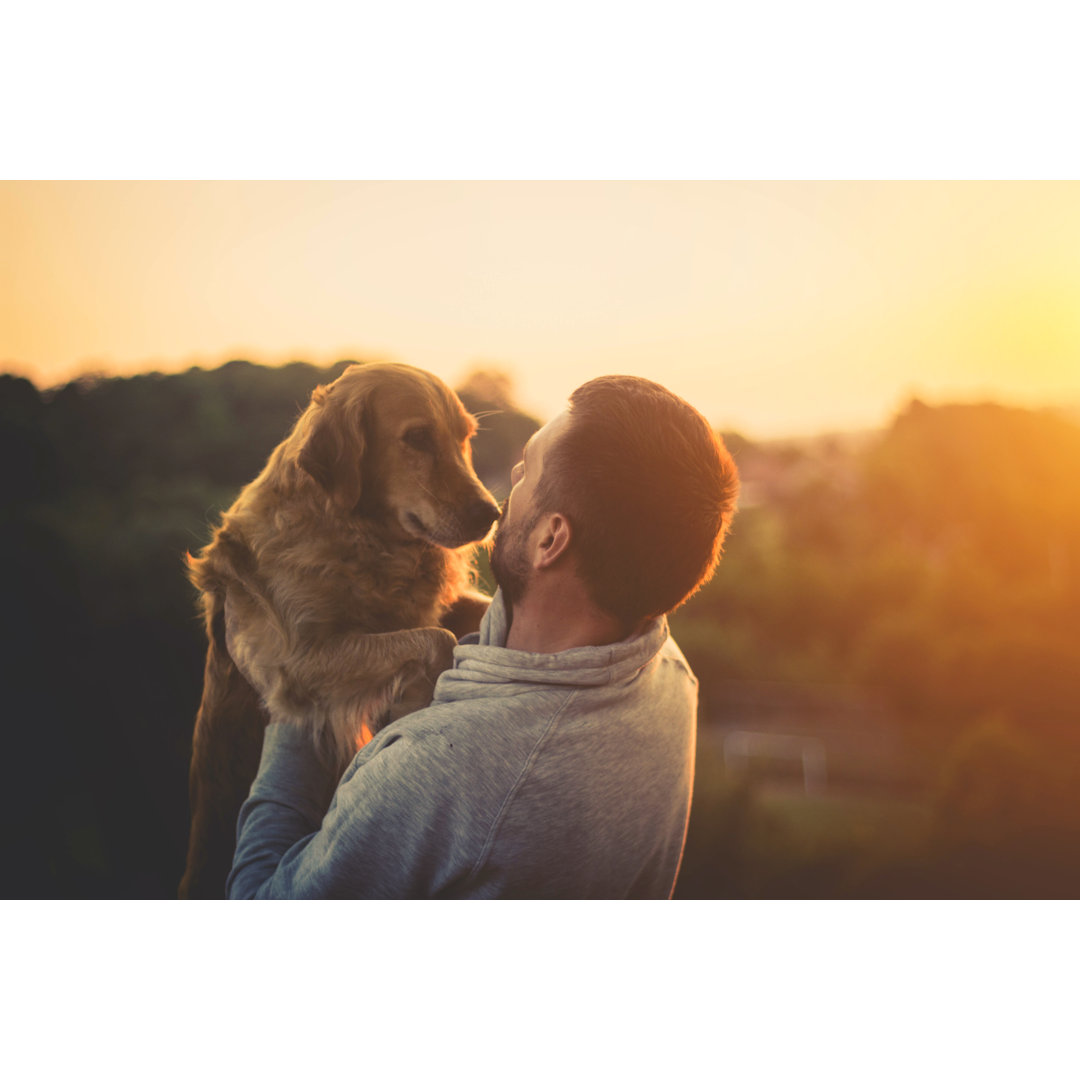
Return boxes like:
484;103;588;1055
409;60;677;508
297;362;501;548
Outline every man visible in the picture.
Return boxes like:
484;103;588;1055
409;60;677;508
226;375;739;899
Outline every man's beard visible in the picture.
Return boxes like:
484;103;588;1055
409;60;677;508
489;502;537;610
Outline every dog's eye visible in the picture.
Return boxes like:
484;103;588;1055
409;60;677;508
403;426;436;453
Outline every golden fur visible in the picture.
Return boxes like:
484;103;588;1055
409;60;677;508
178;362;499;899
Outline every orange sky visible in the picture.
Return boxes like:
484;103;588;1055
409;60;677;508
3;180;1079;437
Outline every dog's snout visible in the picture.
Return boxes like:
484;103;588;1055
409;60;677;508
467;499;501;535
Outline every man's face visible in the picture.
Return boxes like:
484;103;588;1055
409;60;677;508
490;410;570;606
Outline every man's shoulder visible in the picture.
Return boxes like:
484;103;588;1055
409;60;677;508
658;632;698;686
363;622;697;766
364;680;574;770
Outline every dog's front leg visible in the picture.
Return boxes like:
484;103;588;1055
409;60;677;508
266;625;459;772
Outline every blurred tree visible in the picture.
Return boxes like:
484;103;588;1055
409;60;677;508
919;714;1080;897
455;367;541;500
0;375;57;503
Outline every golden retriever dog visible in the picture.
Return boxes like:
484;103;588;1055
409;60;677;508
178;362;500;899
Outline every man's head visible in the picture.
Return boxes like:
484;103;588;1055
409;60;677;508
490;375;739;630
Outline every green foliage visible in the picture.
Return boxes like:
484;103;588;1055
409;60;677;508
675;743;787;899
40;360;355;494
919;715;1080;897
676;741;932;899
687;401;1080;729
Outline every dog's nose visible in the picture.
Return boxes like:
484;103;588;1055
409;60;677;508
466;499;501;535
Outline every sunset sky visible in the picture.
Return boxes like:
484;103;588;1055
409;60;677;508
3;180;1080;437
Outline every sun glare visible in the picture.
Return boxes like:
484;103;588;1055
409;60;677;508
3;181;1080;437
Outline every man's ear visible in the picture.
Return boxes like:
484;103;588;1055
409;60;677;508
298;381;366;510
532;513;572;569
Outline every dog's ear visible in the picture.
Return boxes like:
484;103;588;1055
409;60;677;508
298;379;367;510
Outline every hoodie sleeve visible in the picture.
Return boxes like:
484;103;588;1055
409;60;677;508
226;720;499;899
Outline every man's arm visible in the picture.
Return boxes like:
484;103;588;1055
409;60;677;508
227;717;493;899
225;722;337;898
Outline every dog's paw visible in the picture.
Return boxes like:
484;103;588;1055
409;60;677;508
373;628;458;729
422;626;460;679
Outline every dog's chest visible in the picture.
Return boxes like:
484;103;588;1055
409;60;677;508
279;533;452;631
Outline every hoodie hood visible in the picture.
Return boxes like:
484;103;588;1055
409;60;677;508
434;588;670;701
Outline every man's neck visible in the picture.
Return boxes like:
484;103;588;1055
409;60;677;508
504;584;628;654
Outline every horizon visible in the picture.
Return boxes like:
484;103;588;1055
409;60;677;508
4;181;1080;440
9;350;1079;445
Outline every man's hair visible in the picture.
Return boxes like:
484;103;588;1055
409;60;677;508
536;375;739;626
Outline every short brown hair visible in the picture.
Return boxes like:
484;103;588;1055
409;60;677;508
537;375;739;625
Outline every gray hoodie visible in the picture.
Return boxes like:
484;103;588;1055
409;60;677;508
227;588;698;899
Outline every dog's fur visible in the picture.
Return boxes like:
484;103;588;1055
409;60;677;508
178;362;500;899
